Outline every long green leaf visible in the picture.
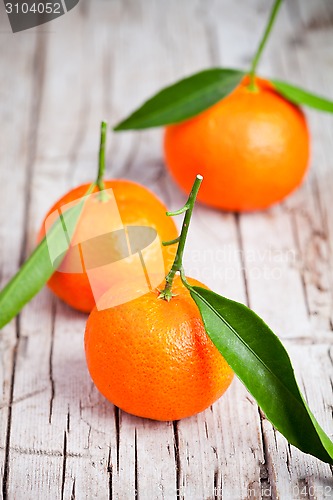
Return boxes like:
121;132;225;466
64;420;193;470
272;79;333;113
114;68;244;130
0;237;54;328
0;184;95;329
190;286;333;464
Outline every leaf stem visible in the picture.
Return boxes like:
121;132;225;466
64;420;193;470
96;121;107;191
166;205;188;216
159;174;203;301
248;0;283;91
162;236;180;246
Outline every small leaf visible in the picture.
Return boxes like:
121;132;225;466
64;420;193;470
114;68;244;130
190;286;333;464
0;184;95;329
272;79;333;113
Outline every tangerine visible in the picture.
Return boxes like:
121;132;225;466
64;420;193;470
164;77;310;211
84;275;234;421
38;180;178;313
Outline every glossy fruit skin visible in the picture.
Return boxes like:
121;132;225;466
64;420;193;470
164;77;310;211
38;180;178;313
85;276;234;421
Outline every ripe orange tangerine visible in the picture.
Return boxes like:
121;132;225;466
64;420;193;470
38;180;178;313
164;77;310;211
85;275;234;421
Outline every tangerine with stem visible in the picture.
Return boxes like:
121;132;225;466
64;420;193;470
85;175;234;421
38;122;178;312
164;0;310;211
164;77;310;211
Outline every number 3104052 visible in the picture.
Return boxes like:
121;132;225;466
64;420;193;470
5;3;62;14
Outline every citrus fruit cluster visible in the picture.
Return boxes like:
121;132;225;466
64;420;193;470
1;0;333;463
37;127;233;421
41;181;234;421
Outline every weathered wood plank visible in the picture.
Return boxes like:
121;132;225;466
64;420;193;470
0;8;42;495
176;378;264;499
260;342;333;500
282;0;333;335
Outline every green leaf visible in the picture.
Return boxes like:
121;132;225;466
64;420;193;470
190;286;333;464
114;68;244;130
0;184;95;329
272;79;333;113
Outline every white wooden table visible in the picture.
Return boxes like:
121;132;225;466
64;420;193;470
1;0;333;498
